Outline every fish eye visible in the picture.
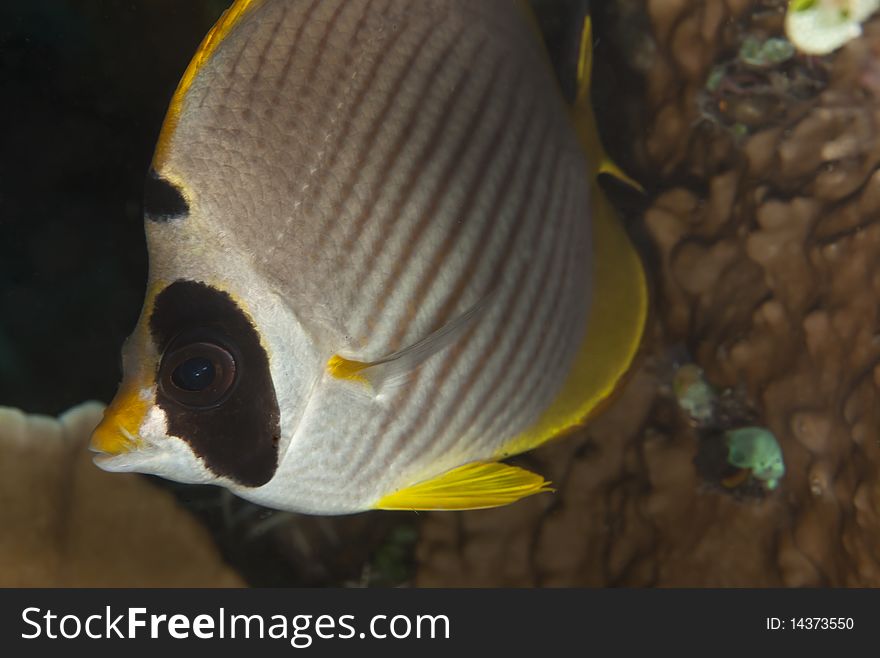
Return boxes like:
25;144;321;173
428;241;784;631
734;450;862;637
159;339;237;409
172;356;215;391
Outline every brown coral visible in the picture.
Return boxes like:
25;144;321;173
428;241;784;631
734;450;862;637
0;403;244;586
415;1;880;586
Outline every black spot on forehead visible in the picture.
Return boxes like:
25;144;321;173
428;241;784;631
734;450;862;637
144;168;189;221
150;280;279;487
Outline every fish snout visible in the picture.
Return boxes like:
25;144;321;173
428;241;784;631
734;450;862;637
88;385;150;456
89;416;138;456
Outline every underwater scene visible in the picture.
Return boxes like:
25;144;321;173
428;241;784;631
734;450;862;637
2;0;879;587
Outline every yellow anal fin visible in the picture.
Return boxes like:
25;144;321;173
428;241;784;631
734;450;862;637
374;462;553;511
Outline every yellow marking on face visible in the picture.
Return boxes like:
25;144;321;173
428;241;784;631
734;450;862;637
143;279;165;312
211;284;277;368
90;281;167;455
152;0;262;169
326;354;370;384
89;381;151;455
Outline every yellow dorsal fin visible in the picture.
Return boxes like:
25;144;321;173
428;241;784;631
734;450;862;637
374;462;553;511
153;0;261;169
575;10;595;104
495;13;649;460
573;16;644;193
598;158;644;192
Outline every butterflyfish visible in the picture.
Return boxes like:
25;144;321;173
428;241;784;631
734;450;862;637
89;0;647;514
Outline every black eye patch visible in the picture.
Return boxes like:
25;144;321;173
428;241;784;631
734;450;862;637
144;168;189;221
150;280;280;487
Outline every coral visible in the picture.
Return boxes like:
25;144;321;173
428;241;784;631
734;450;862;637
786;0;880;55
725;426;786;489
673;363;717;424
0;402;244;586
415;0;880;587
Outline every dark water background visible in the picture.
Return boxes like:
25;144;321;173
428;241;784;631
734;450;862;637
0;0;231;414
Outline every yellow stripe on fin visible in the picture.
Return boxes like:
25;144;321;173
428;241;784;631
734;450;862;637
153;0;262;169
575;10;595;104
598;157;644;194
572;16;644;193
374;462;553;511
498;189;647;459
497;15;648;460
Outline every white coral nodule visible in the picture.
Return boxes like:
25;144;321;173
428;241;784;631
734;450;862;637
785;0;880;55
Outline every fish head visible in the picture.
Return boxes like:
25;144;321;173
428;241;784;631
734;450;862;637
88;286;215;486
86;0;649;515
89;272;317;494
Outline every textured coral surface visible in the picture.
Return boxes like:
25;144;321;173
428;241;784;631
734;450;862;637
0;403;244;586
416;0;880;586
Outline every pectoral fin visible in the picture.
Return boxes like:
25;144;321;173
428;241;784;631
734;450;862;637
328;292;495;390
374;461;553;511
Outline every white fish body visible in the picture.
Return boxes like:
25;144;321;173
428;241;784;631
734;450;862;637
90;0;646;514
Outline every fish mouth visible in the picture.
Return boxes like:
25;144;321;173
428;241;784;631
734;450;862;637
89;382;152;462
89;421;160;473
90;421;140;456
